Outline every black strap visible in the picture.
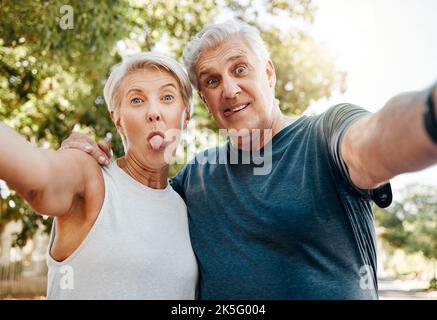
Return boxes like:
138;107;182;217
424;88;437;144
370;183;392;208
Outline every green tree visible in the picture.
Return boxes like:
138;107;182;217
0;0;344;246
0;0;218;246
375;185;437;289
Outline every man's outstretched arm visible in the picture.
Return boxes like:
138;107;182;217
342;84;437;189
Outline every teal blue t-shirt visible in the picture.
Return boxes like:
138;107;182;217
171;104;392;300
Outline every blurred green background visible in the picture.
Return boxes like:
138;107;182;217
0;0;435;299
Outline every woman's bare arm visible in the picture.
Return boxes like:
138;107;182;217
0;122;101;216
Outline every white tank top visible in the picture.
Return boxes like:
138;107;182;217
46;162;198;299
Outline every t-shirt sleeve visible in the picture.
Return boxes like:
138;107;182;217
320;103;392;208
169;166;187;200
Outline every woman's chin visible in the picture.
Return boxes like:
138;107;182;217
146;152;175;168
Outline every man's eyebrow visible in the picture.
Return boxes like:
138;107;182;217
198;55;246;79
227;54;245;63
198;68;212;80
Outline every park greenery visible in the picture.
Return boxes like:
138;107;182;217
0;0;344;245
0;1;435;288
375;185;437;289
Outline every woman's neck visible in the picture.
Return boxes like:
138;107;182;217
117;154;169;190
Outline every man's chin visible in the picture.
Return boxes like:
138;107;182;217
221;121;261;132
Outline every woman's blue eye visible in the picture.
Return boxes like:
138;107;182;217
131;97;142;104
163;95;174;102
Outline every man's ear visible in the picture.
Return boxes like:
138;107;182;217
198;91;212;114
266;59;276;88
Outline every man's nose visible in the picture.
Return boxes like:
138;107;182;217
222;75;241;99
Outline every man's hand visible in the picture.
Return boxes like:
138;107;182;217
61;132;111;166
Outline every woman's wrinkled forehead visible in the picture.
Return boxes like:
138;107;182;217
120;67;181;94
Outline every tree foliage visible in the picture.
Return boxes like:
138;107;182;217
0;0;345;245
375;185;437;288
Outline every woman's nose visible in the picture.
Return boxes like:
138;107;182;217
147;109;161;122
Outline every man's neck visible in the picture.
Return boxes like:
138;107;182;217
230;111;300;151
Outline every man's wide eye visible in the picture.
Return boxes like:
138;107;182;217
207;78;219;86
235;66;247;74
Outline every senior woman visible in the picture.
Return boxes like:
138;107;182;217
0;53;198;299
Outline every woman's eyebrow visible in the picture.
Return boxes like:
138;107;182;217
126;83;177;97
126;88;143;96
160;83;177;91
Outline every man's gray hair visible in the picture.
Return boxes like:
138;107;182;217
183;20;270;91
103;52;193;116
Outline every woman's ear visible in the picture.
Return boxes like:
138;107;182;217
182;108;191;130
111;110;122;131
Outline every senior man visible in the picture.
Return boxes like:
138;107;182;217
64;20;437;299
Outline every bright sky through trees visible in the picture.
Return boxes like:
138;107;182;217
307;0;437;195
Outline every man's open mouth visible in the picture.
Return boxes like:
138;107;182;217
223;103;250;118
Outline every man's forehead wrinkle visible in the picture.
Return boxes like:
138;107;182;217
198;47;249;75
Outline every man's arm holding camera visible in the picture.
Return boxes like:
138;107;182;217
342;85;437;189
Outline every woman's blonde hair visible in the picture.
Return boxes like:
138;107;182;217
103;52;193;116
